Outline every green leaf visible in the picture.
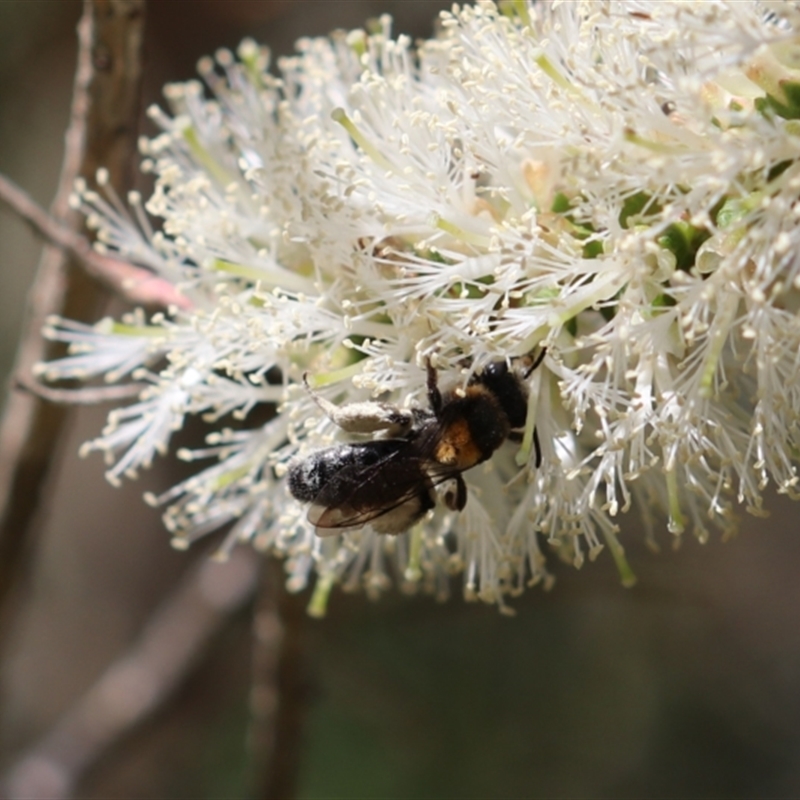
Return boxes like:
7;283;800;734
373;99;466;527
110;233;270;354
619;191;660;229
755;82;800;120
582;240;603;259
657;222;710;272
551;192;572;213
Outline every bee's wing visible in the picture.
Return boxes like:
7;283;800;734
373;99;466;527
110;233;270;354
308;440;452;533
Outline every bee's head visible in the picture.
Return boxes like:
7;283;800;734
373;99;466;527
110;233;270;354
470;359;529;430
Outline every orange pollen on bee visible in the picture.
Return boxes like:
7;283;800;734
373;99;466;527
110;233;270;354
434;419;482;468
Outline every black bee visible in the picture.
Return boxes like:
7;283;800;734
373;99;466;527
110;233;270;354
287;350;546;536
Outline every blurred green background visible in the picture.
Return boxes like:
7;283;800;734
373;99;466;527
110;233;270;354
2;2;800;798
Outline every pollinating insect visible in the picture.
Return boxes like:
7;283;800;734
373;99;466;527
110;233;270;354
288;351;546;535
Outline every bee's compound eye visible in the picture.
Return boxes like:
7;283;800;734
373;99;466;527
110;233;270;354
483;361;508;379
479;361;514;388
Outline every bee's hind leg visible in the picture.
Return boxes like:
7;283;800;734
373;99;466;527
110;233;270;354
302;373;413;436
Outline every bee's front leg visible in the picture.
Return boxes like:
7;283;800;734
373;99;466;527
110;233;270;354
425;357;443;415
443;473;467;512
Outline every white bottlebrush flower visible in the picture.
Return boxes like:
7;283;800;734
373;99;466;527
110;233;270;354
40;0;800;614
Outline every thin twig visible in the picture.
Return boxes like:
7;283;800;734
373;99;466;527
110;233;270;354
0;0;145;631
14;373;145;405
251;564;308;800
0;547;261;800
0;4;298;797
0;172;189;309
246;561;284;790
0;0;95;630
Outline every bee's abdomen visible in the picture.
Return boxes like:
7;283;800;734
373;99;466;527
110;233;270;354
287;440;400;502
